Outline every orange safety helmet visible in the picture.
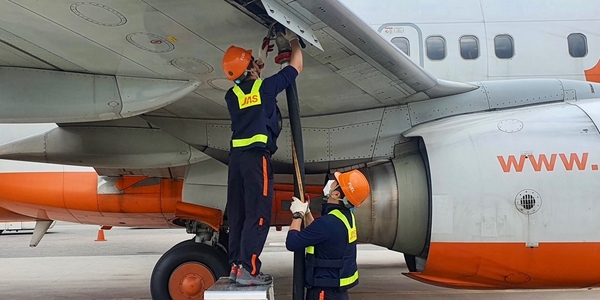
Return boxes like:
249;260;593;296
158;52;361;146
222;45;253;81
334;170;371;208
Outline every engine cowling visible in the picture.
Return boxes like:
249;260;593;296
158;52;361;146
362;99;600;289
353;139;430;258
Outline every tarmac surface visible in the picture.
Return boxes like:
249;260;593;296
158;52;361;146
1;222;600;300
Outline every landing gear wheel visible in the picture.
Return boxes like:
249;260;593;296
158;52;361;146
151;242;229;300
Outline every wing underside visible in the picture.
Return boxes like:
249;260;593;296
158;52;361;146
0;0;476;173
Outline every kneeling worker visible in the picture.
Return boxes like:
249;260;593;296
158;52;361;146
285;170;371;300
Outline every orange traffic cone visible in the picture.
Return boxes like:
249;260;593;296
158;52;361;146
95;229;106;242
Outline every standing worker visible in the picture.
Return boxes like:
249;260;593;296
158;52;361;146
222;28;303;286
286;170;371;300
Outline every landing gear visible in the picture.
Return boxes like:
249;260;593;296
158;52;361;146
150;241;229;300
151;221;230;300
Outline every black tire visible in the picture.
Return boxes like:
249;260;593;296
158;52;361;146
150;242;229;300
0;230;3;235
168;233;229;258
164;238;195;254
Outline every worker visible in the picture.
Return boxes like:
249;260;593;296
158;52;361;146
286;170;371;300
222;28;303;286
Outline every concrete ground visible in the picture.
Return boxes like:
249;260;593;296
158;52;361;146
0;222;599;300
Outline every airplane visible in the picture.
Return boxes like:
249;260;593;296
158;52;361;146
0;0;600;299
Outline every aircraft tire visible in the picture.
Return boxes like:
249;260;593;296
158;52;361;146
150;242;229;300
164;238;195;253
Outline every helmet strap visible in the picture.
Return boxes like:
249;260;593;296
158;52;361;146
340;197;352;208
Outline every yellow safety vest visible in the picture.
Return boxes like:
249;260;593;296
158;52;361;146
305;209;359;288
230;80;268;148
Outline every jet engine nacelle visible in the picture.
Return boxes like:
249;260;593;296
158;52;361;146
358;98;600;289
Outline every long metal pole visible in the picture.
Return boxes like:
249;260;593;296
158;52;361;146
286;81;306;300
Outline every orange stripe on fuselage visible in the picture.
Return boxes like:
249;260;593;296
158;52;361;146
0;206;35;222
0;171;322;228
0;172;181;227
410;242;600;289
585;59;600;83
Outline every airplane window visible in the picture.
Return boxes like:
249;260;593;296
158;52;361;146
460;36;479;60
426;36;446;60
494;35;514;59
568;33;587;58
391;37;410;56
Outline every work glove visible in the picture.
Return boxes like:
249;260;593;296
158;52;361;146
282;28;299;42
256;37;274;66
290;196;308;214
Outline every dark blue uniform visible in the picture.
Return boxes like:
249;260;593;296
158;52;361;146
286;203;359;300
225;66;298;276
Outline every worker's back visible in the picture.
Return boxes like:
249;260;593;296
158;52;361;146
288;203;359;290
224;66;298;154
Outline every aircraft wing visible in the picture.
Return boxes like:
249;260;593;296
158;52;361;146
0;0;475;122
0;0;478;173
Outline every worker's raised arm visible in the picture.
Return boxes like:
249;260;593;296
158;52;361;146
283;29;303;74
289;40;303;73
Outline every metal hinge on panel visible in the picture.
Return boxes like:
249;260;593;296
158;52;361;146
262;0;323;50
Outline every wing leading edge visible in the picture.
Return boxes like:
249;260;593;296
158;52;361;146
269;0;477;102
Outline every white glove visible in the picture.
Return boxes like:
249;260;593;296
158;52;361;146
290;196;308;214
282;28;299;42
256;37;273;65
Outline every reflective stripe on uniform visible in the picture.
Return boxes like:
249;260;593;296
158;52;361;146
329;210;357;243
329;210;358;287
232;134;268;148
305;209;359;288
340;270;359;287
233;79;263;109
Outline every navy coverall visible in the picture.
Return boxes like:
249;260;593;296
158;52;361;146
225;65;298;276
286;203;359;300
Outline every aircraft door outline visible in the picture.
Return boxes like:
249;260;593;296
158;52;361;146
378;23;423;67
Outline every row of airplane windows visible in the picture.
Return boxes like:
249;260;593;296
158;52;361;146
391;33;588;61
